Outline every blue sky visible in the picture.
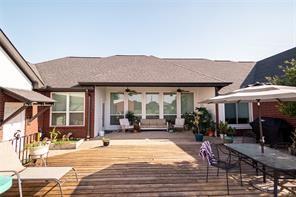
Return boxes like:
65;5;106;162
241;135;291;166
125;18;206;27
0;0;295;63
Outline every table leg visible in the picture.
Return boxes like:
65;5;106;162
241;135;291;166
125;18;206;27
263;165;266;183
274;171;278;197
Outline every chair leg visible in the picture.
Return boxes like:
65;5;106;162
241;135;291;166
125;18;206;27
239;159;243;186
72;167;79;182
13;171;23;197
206;164;209;182
54;179;63;197
226;169;230;195
17;176;23;197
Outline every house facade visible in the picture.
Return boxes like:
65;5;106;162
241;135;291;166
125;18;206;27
33;55;259;138
1;28;295;140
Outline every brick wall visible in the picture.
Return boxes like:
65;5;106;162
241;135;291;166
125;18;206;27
25;105;39;136
38;90;95;139
253;102;296;128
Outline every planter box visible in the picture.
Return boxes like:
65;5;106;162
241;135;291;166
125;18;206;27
49;139;84;150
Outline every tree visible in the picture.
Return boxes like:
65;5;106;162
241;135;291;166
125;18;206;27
268;58;296;117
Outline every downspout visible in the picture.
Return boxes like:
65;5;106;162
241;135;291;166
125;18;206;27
214;87;220;137
86;89;91;140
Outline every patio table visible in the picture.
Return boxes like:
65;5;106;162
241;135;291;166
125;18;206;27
225;143;296;197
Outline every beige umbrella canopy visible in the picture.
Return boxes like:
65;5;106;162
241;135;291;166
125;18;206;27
201;84;296;153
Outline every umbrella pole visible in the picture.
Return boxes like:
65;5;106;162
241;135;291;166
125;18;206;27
257;101;264;153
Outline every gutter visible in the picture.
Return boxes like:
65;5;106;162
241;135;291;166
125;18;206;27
78;82;232;87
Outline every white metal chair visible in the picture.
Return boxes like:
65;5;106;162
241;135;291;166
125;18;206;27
119;118;134;132
174;118;185;130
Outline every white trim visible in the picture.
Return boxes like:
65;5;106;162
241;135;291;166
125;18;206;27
159;92;164;119
176;92;181;118
142;92;146;119
50;92;85;127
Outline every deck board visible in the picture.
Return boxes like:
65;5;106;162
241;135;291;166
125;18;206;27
4;135;278;196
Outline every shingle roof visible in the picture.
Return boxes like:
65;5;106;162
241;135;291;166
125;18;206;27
165;58;256;94
35;55;233;89
241;47;296;87
1;87;55;104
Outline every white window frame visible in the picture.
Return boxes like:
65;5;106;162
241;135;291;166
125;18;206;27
50;92;85;127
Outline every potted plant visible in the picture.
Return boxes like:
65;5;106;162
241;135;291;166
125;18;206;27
133;119;140;133
126;111;136;125
206;121;216;137
218;121;229;140
49;127;61;143
192;113;204;141
102;137;110;146
288;129;296;155
224;127;236;143
183;112;196;131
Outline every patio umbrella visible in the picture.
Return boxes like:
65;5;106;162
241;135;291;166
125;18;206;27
201;84;296;153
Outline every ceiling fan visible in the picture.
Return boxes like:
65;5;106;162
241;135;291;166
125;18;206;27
166;88;190;95
176;88;190;93
125;88;138;94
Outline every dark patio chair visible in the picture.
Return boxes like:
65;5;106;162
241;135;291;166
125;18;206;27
204;143;243;195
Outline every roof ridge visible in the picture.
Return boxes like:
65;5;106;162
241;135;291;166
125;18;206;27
257;46;296;63
115;54;148;57
163;57;211;61
35;57;69;65
67;56;102;58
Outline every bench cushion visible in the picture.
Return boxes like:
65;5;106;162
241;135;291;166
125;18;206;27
140;119;167;129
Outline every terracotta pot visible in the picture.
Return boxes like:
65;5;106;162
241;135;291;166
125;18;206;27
207;130;214;137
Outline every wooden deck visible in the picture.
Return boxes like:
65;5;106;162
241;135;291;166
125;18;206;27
5;132;277;196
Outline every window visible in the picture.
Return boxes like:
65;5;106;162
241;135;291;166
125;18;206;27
51;92;85;126
225;103;249;124
110;93;124;125
163;93;177;122
181;93;194;114
146;93;159;119
128;93;142;119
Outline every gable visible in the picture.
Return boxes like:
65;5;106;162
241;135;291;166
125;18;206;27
0;45;32;90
